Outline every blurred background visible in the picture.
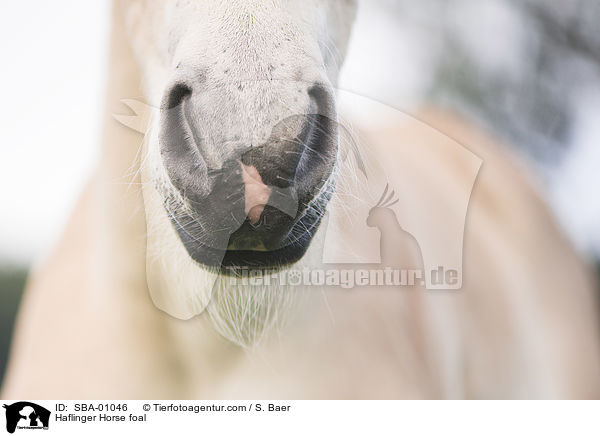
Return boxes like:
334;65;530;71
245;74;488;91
1;0;599;385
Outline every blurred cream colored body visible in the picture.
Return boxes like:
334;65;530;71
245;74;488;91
2;2;600;399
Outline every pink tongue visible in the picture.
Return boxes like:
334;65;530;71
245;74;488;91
241;163;272;225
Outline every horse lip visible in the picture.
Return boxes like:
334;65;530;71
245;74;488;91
165;205;323;273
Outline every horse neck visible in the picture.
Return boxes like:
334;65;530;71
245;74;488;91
94;3;148;300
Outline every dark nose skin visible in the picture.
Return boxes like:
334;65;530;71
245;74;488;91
159;82;339;269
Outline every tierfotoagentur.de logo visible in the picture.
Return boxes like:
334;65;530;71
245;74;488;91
2;402;50;434
113;87;482;320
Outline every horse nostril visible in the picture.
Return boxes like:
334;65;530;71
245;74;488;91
293;88;339;198
308;84;336;120
160;81;212;203
164;83;192;110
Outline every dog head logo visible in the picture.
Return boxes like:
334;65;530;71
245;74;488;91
2;403;50;434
